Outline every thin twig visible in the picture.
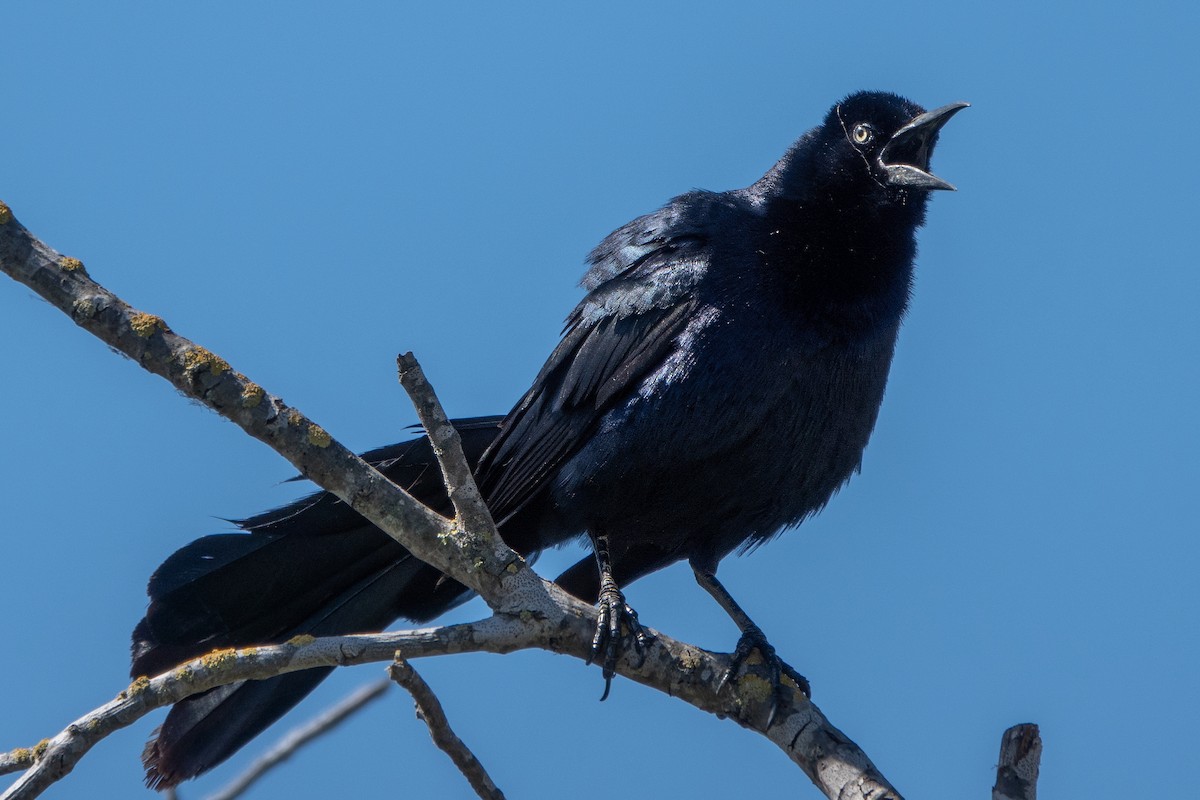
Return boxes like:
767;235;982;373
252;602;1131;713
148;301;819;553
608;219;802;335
204;679;391;800
0;749;37;778
394;352;548;621
992;723;1042;800
395;352;543;617
390;660;506;800
397;352;499;543
0;618;536;800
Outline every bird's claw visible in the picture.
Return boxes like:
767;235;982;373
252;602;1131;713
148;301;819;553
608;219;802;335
587;586;652;701
720;625;810;727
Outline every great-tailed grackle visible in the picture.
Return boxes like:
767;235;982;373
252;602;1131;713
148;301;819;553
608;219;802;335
132;91;966;788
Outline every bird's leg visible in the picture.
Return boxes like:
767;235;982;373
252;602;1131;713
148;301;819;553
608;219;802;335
586;531;652;701
691;563;810;725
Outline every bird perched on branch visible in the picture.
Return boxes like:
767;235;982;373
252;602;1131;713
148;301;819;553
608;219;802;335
132;90;966;789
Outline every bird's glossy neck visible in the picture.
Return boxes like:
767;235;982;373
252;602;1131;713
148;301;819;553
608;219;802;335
755;191;919;341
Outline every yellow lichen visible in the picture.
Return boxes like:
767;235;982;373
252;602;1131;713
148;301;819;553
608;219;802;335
12;747;32;762
174;665;194;681
678;648;702;671
307;424;331;448
72;298;97;320
0;201;12;225
736;674;773;705
32;739;50;759
129;312;166;338
780;672;804;692
287;634;316;647
240;382;264;408
183;347;229;375
127;676;151;695
59;256;85;273
287;409;305;427
200;648;237;670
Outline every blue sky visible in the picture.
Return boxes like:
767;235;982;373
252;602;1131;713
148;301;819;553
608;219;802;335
2;3;1197;798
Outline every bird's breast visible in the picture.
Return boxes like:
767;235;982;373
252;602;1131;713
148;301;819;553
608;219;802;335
552;306;899;558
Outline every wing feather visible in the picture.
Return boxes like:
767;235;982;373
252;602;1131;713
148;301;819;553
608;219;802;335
477;199;719;524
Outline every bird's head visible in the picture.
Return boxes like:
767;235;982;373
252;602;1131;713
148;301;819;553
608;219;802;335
806;91;968;206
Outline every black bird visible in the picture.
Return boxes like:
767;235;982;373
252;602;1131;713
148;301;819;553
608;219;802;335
132;91;966;788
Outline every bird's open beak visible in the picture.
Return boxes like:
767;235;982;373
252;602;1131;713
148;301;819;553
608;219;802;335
880;102;969;191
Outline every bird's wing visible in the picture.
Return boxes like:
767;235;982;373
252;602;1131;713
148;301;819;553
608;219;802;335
477;196;718;524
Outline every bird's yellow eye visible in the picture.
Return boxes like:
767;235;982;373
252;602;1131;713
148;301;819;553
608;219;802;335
852;124;873;145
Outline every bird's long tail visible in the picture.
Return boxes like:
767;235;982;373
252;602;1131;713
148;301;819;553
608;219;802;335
130;417;505;789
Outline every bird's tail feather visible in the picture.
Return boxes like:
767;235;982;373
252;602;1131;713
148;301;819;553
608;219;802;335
131;416;505;789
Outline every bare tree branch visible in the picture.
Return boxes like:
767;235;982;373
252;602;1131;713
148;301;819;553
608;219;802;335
1;203;911;800
204;679;392;800
1;585;901;800
992;723;1042;800
390;660;506;800
0;206;527;606
0;749;38;778
0;619;535;800
397;352;499;545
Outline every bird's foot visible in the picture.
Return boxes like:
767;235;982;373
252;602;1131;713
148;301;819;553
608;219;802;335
720;625;810;727
587;584;652;701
